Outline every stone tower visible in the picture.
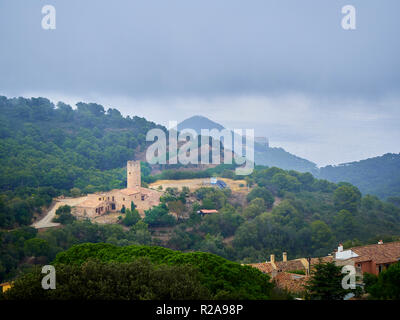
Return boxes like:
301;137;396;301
127;160;141;188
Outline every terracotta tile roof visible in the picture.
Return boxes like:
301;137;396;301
310;256;333;265
119;188;141;196
249;262;275;274
249;259;305;274
275;259;304;272
273;272;309;293
249;256;333;275
351;241;400;264
117;187;161;196
249;262;309;293
75;199;105;208
140;188;161;195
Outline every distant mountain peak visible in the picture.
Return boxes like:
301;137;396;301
178;115;224;133
185;115;215;121
178;115;317;173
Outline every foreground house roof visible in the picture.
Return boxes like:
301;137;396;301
249;256;333;274
273;272;309;293
249;255;333;294
249;262;275;274
351;241;400;264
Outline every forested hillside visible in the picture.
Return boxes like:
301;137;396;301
1;95;400;287
319;153;400;200
2;165;400;283
0;96;163;228
165;166;400;261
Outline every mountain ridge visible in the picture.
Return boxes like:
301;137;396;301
177;115;318;173
177;115;400;199
318;152;400;199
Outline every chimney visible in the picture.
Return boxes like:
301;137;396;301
283;252;287;262
270;254;275;264
338;243;343;252
378;240;383;245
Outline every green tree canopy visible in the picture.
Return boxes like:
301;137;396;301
144;204;176;227
122;209;141;227
333;184;362;213
305;261;349;300
53;205;76;225
23;238;50;257
3;259;211;300
246;186;274;208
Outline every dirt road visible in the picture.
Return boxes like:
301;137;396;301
32;196;87;229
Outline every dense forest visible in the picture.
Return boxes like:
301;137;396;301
0;96;163;228
1;95;400;290
318;153;400;200
163;166;400;261
2;165;400;283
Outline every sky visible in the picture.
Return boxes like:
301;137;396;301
0;0;399;166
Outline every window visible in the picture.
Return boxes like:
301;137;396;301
98;198;101;201
378;265;382;273
141;195;145;201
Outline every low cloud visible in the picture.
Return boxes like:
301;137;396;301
20;91;400;167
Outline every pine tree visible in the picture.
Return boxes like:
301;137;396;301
305;261;349;300
131;201;136;212
122;209;141;226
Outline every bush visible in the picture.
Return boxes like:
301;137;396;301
53;205;76;225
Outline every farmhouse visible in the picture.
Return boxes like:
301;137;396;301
73;161;161;218
334;240;400;276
